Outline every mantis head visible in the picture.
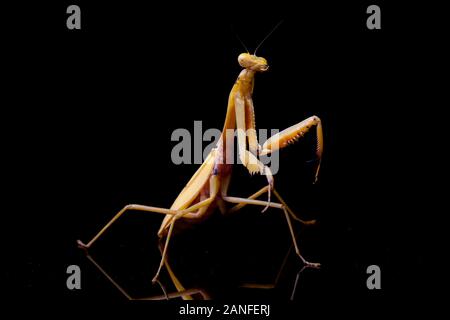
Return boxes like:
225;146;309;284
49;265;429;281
238;53;269;72
235;21;283;72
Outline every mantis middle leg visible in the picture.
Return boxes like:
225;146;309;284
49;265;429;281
222;195;320;268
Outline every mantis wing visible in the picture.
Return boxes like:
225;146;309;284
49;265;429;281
157;149;217;235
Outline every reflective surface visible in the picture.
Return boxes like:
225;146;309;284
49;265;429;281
4;1;434;312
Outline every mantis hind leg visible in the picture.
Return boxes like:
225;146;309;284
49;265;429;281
228;186;317;226
223;194;320;269
152;199;212;283
77;190;216;286
152;175;220;283
77;204;182;250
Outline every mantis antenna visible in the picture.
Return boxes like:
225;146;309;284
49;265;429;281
236;33;250;53
232;25;250;53
254;20;284;55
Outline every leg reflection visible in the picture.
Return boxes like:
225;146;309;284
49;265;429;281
82;233;316;300
239;237;317;300
83;252;210;300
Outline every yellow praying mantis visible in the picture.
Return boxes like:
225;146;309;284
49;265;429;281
77;29;324;299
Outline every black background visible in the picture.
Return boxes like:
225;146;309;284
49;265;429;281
3;0;444;315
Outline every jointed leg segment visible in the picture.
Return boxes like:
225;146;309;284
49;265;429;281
77;197;214;284
260;115;324;183
224;187;320;268
229;186;316;225
77;204;181;249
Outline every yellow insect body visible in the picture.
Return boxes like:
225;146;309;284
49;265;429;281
78;51;324;300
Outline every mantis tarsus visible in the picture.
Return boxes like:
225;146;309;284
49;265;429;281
78;49;324;299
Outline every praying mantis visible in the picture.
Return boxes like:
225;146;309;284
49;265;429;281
77;38;324;299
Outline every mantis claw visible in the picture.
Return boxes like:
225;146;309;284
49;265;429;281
295;248;320;269
261;179;273;213
152;278;169;300
304;261;321;269
298;254;321;269
77;240;90;251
